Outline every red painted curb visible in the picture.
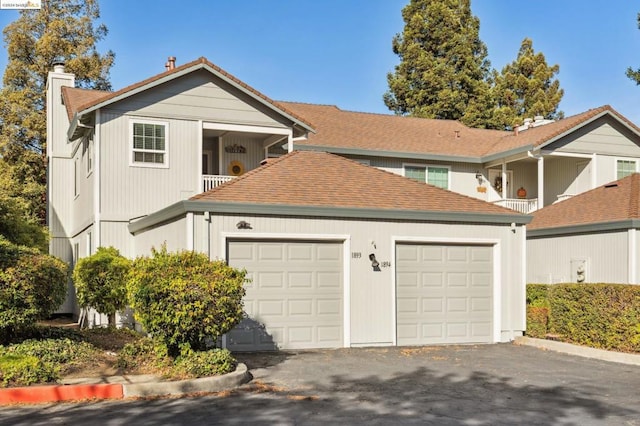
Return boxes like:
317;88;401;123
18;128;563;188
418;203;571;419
0;383;124;404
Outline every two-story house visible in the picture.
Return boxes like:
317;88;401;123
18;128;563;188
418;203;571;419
46;56;640;351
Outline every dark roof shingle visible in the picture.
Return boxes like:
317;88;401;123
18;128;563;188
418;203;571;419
191;150;521;216
529;173;640;230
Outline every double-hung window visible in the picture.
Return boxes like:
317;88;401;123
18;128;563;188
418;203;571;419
616;159;637;180
131;120;168;167
404;164;449;189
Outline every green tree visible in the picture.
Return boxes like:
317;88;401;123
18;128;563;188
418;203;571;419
0;0;114;224
492;38;564;129
384;0;494;127
0;164;48;251
73;246;130;327
627;13;640;84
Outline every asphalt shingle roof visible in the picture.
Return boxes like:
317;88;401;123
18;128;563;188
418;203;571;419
59;57;640;161
190;150;520;216
529;173;640;230
279;103;639;159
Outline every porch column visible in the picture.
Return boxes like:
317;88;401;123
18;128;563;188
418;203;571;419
537;156;544;209
501;161;507;199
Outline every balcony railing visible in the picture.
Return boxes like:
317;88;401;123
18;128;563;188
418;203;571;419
555;193;574;203
203;175;235;192
493;198;538;214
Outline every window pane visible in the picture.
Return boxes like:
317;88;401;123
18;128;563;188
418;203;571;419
405;166;426;182
427;167;448;189
133;136;143;149
132;122;166;165
617;160;636;180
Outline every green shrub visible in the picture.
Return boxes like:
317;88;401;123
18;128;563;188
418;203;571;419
548;283;640;352
0;354;57;387
174;347;236;377
73;247;131;327
127;246;246;356
0;249;68;343
117;337;237;379
1;338;97;366
116;337;170;371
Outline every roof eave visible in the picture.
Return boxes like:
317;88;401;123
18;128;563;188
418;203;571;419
128;200;531;234
293;144;483;164
75;62;315;134
528;219;640;238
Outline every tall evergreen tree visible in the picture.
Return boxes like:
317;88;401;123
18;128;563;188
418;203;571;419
384;0;493;127
0;0;114;225
491;38;563;130
627;13;640;84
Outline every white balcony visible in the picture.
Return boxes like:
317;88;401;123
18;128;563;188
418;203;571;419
203;175;235;192
493;198;538;214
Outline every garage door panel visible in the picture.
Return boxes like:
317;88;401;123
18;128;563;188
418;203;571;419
317;272;341;288
227;240;343;351
397;243;493;345
422;272;444;287
422;298;443;313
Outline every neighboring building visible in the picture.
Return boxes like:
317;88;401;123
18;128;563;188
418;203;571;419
527;173;640;285
46;56;640;350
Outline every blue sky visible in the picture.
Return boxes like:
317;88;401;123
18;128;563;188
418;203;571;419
1;1;639;124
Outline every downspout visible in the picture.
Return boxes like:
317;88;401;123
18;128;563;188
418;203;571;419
186;212;194;251
629;228;637;284
94;110;101;252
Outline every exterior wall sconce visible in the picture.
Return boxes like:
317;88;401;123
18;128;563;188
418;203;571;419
369;253;381;271
236;221;252;230
475;171;483;184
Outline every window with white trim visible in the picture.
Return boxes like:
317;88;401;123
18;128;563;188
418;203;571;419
616;159;637;180
404;164;449;189
130;120;167;166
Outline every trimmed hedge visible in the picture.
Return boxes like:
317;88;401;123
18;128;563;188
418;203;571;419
526;283;640;352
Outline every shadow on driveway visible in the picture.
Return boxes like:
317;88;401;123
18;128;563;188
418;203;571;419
1;344;639;425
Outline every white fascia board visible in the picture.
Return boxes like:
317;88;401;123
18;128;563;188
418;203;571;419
202;122;291;135
128;200;531;234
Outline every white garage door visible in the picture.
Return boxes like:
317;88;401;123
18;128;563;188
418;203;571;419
396;243;493;345
226;240;343;351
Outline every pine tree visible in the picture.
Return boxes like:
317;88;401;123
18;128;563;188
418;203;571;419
384;0;493;126
627;13;640;84
492;38;563;130
0;0;114;225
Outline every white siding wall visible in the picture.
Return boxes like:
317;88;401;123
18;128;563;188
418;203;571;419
104;70;290;129
137;213;525;346
349;156;485;200
100;111;200;218
527;231;629;284
218;134;268;177
133;216;187;256
100;221;134;258
543;157;593;206
553;119;640;157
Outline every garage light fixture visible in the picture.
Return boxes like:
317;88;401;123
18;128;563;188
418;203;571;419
236;221;252;230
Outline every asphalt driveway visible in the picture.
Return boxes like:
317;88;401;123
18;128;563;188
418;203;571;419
2;343;639;425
